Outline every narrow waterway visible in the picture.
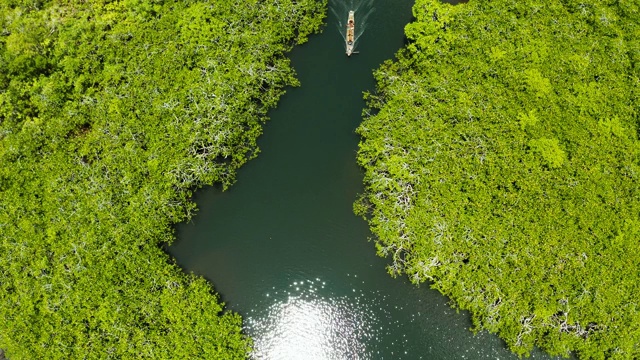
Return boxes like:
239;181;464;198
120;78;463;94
169;0;559;358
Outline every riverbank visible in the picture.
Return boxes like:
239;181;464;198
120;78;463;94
0;1;324;358
357;0;639;358
169;0;556;358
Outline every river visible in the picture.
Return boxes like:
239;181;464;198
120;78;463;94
168;0;560;358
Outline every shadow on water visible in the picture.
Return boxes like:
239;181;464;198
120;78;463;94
169;0;565;358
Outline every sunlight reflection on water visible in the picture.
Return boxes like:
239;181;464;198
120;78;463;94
246;279;380;360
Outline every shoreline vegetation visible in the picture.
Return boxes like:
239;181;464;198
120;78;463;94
0;0;325;358
356;0;639;358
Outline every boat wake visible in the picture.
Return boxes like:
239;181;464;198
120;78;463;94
330;0;375;56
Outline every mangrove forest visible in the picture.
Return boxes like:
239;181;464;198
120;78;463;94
356;0;639;358
2;0;639;359
0;0;324;358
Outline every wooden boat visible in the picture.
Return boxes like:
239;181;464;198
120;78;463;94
346;11;355;56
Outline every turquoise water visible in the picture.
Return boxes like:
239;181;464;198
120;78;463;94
169;1;560;358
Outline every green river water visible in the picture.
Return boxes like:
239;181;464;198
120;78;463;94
169;1;561;358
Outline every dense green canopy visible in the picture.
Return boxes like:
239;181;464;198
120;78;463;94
356;0;639;358
0;0;324;358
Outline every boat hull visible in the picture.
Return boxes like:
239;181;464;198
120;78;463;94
346;11;355;56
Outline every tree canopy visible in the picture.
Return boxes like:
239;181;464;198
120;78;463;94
0;0;325;358
356;0;639;358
